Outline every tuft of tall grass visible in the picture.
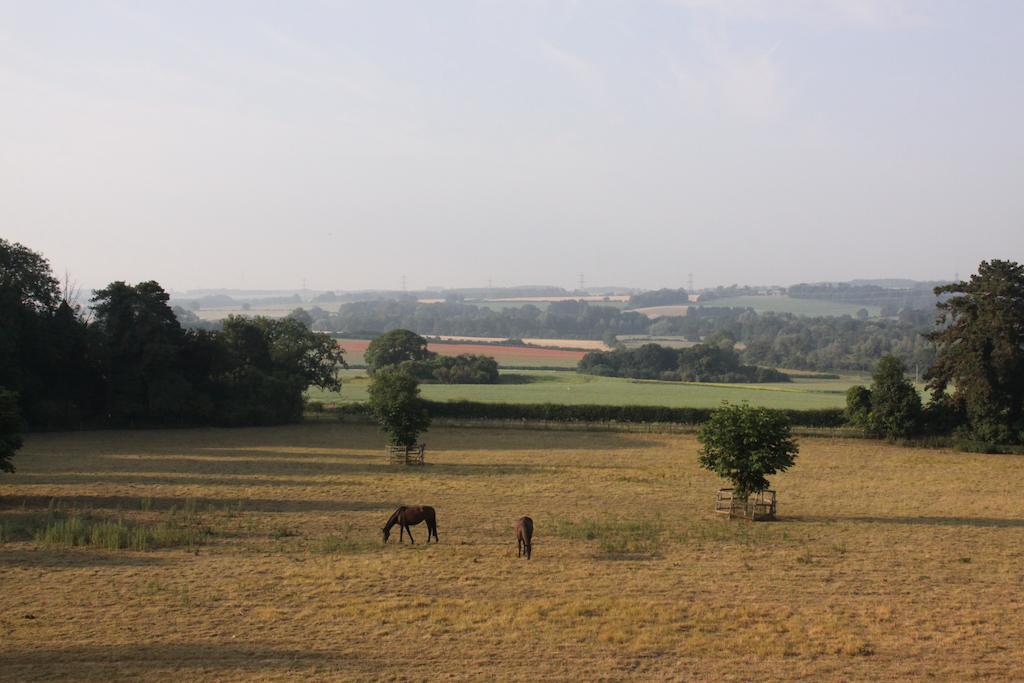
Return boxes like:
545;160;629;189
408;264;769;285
316;524;378;555
555;517;664;556
32;514;209;551
21;497;214;551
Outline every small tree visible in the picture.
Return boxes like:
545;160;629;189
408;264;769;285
846;356;921;439
698;403;798;501
868;355;921;439
0;388;23;473
367;367;431;448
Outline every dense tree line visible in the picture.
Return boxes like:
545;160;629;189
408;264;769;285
842;260;1024;447
307;298;934;373
788;282;942;312
650;308;935;372
626;288;689;308
578;343;789;382
0;239;345;430
336;399;847;428
316;299;652;340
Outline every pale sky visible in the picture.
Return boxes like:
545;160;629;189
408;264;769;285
2;1;1022;292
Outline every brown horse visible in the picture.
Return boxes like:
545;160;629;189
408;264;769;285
382;505;438;544
516;516;533;559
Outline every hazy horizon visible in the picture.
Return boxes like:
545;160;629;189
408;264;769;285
4;1;1022;292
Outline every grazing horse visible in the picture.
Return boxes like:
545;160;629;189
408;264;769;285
382;505;438;544
516;516;533;560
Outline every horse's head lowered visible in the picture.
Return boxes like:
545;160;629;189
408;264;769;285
382;526;391;543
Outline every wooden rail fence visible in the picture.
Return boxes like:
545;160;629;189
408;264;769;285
386;444;425;465
715;488;776;520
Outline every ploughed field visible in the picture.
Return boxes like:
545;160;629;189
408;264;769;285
2;424;1023;680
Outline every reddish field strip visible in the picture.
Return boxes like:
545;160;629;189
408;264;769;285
336;339;588;364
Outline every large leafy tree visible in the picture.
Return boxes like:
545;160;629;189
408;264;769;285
90;281;192;424
698;403;799;500
0;239;61;399
216;316;346;425
367;367;431;448
925;260;1024;444
0;239;98;427
364;329;433;375
0;239;60;314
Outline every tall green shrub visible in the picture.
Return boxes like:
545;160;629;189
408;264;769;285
697;403;799;501
367;367;431;447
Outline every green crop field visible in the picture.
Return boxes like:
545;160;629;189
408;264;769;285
308;369;866;410
699;295;882;318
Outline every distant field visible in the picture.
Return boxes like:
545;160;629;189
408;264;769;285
486;295;631;303
337;339;588;368
432;336;609;351
698;295;882;318
618;335;700;349
632;305;689;318
309;369;862;409
5;425;1022;680
468;299;628;312
191;302;344;321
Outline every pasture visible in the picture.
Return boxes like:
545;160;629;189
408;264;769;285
309;369;862;410
2;424;1023;680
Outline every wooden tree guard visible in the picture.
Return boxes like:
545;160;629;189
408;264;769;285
386;444;425;465
715;488;776;520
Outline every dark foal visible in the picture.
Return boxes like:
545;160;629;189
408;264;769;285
516;516;533;559
382;505;438;544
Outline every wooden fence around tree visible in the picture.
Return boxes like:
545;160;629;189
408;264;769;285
386;444;425;465
715;488;776;520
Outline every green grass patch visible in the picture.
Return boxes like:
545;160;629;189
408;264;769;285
33;514;209;551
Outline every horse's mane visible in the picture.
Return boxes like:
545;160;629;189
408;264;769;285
385;506;406;527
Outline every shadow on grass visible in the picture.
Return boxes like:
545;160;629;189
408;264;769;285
0;495;395;514
20;421;663;455
8;458;545;487
0;643;347;670
788;514;1024;528
497;373;559;385
0;548;172;568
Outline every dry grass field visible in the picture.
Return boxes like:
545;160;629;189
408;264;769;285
2;424;1024;681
